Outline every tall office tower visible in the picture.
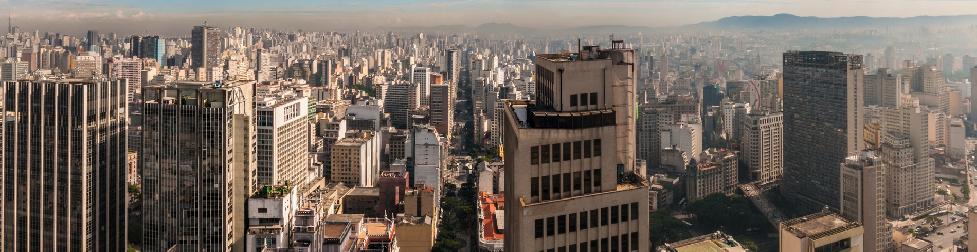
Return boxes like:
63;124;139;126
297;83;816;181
330;131;380;187
141;36;166;64
782;51;864;212
383;83;411;129
130;35;143;57
910;66;950;114
110;56;143;100
684;148;738;202
73;53;102;79
503;42;649;252
191;25;222;76
256;94;310;188
445;48;461;85
429;84;453;139
971;67;977;122
1;79;127;251
86;30;101;54
864;68;902;107
880;104;934;217
840;151;893;252
407;125;442;190
314;59;335;87
141;81;256;252
1;58;26;81
740;110;784;185
636;95;698;168
412;66;431;107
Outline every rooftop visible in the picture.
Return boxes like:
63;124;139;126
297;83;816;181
660;231;747;252
781;211;861;240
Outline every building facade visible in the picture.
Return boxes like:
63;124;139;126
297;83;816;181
840;151;892;252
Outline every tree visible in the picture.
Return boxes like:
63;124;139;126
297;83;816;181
686;194;771;234
650;210;693;248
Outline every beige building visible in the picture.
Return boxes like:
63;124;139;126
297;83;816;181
330;131;380;187
740;110;783;185
779;211;864;252
880;104;935;218
657;231;747;252
685;148;738;202
429;84;454;141
503;42;649;252
840;151;892;252
970;210;977;251
256;93;311;188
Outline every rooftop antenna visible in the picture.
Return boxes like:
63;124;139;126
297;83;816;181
577;38;581;53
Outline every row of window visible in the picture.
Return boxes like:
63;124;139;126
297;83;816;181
569;92;599;107
531;170;602;200
534;203;641;239
531;139;602;165
539;232;640;252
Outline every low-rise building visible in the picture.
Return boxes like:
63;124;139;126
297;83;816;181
779;211;864;252
657;231;747;252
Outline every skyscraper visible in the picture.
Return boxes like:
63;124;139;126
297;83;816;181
191;25;222;77
429;84;453;140
864;68;901;107
86;30;101;54
383;83;411;129
840;151;892;252
740;110;783;185
503;41;649;252
141;81;256;252
782;51;864;212
880;104;934;217
256;94;311;188
411;66;431;107
2;79;128;251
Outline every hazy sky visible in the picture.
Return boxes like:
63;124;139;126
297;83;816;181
4;0;977;35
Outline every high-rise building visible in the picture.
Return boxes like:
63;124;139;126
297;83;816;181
141;81;256;252
110;56;143;100
636;94;698;168
502;42;649;252
880;104;934;218
1;79;128;251
86;30;101;54
141;36;167;64
412;66;431;107
429;84;453;140
864;68;901;107
445;48;461;85
970;67;977;122
191;25;222;78
782;51;864;212
840;151;892;252
407;125;442;191
256;94;311;188
73;53;102;79
383;83;411;129
330;131;380;187
740;110;783;185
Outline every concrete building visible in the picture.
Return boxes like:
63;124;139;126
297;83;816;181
246;184;298;251
256;93;310;188
779;211;864;252
191;25;221;74
502;42;649;252
880;104;935;218
740;110;783;185
660;122;702;162
383;82;412;129
429;84;453;140
407;125;442;189
971;67;977;123
1;79;128;251
637;94;698;169
141;81;256;252
782;51;865;212
865;68;902;107
969;210;977;251
948;118;966;159
73;53;102;79
110;56;143;99
840;151;892;252
685;148;738;202
412;66;431;107
330;131;380;187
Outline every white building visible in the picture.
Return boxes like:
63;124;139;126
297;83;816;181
246;185;299;251
256;93;311;188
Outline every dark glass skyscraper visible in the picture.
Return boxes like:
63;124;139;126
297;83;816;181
782;51;864;212
2;79;128;251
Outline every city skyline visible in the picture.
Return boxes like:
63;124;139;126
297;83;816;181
6;0;977;34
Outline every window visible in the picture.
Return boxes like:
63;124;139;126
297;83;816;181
621;235;629;252
590;210;598;227
631;232;639;249
593;139;601;156
563;142;572;161
558;247;566;252
569;213;577;232
580;211;589;229
542;176;551;201
563;173;572;193
535;219;544;238
580;243;588;252
574;141;582;159
570;245;577;252
611;236;619;252
590;240;598;252
620;204;629;221
531;146;539;165
601;207;609;226
583;140;592;158
601;238;609;252
552;174;561;197
611;205;619;224
590;92;598;106
570;94;578;107
594;169;602;189
547;217;555;236
552;144;561;162
580;93;588;107
541;145;550;164
258;208;268;213
584;171;593;193
531;177;539;197
631;203;639;221
573;172;582;191
558;215;567;234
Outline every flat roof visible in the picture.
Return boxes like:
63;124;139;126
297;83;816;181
782;212;860;240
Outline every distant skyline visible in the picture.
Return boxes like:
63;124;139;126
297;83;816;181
5;0;977;34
